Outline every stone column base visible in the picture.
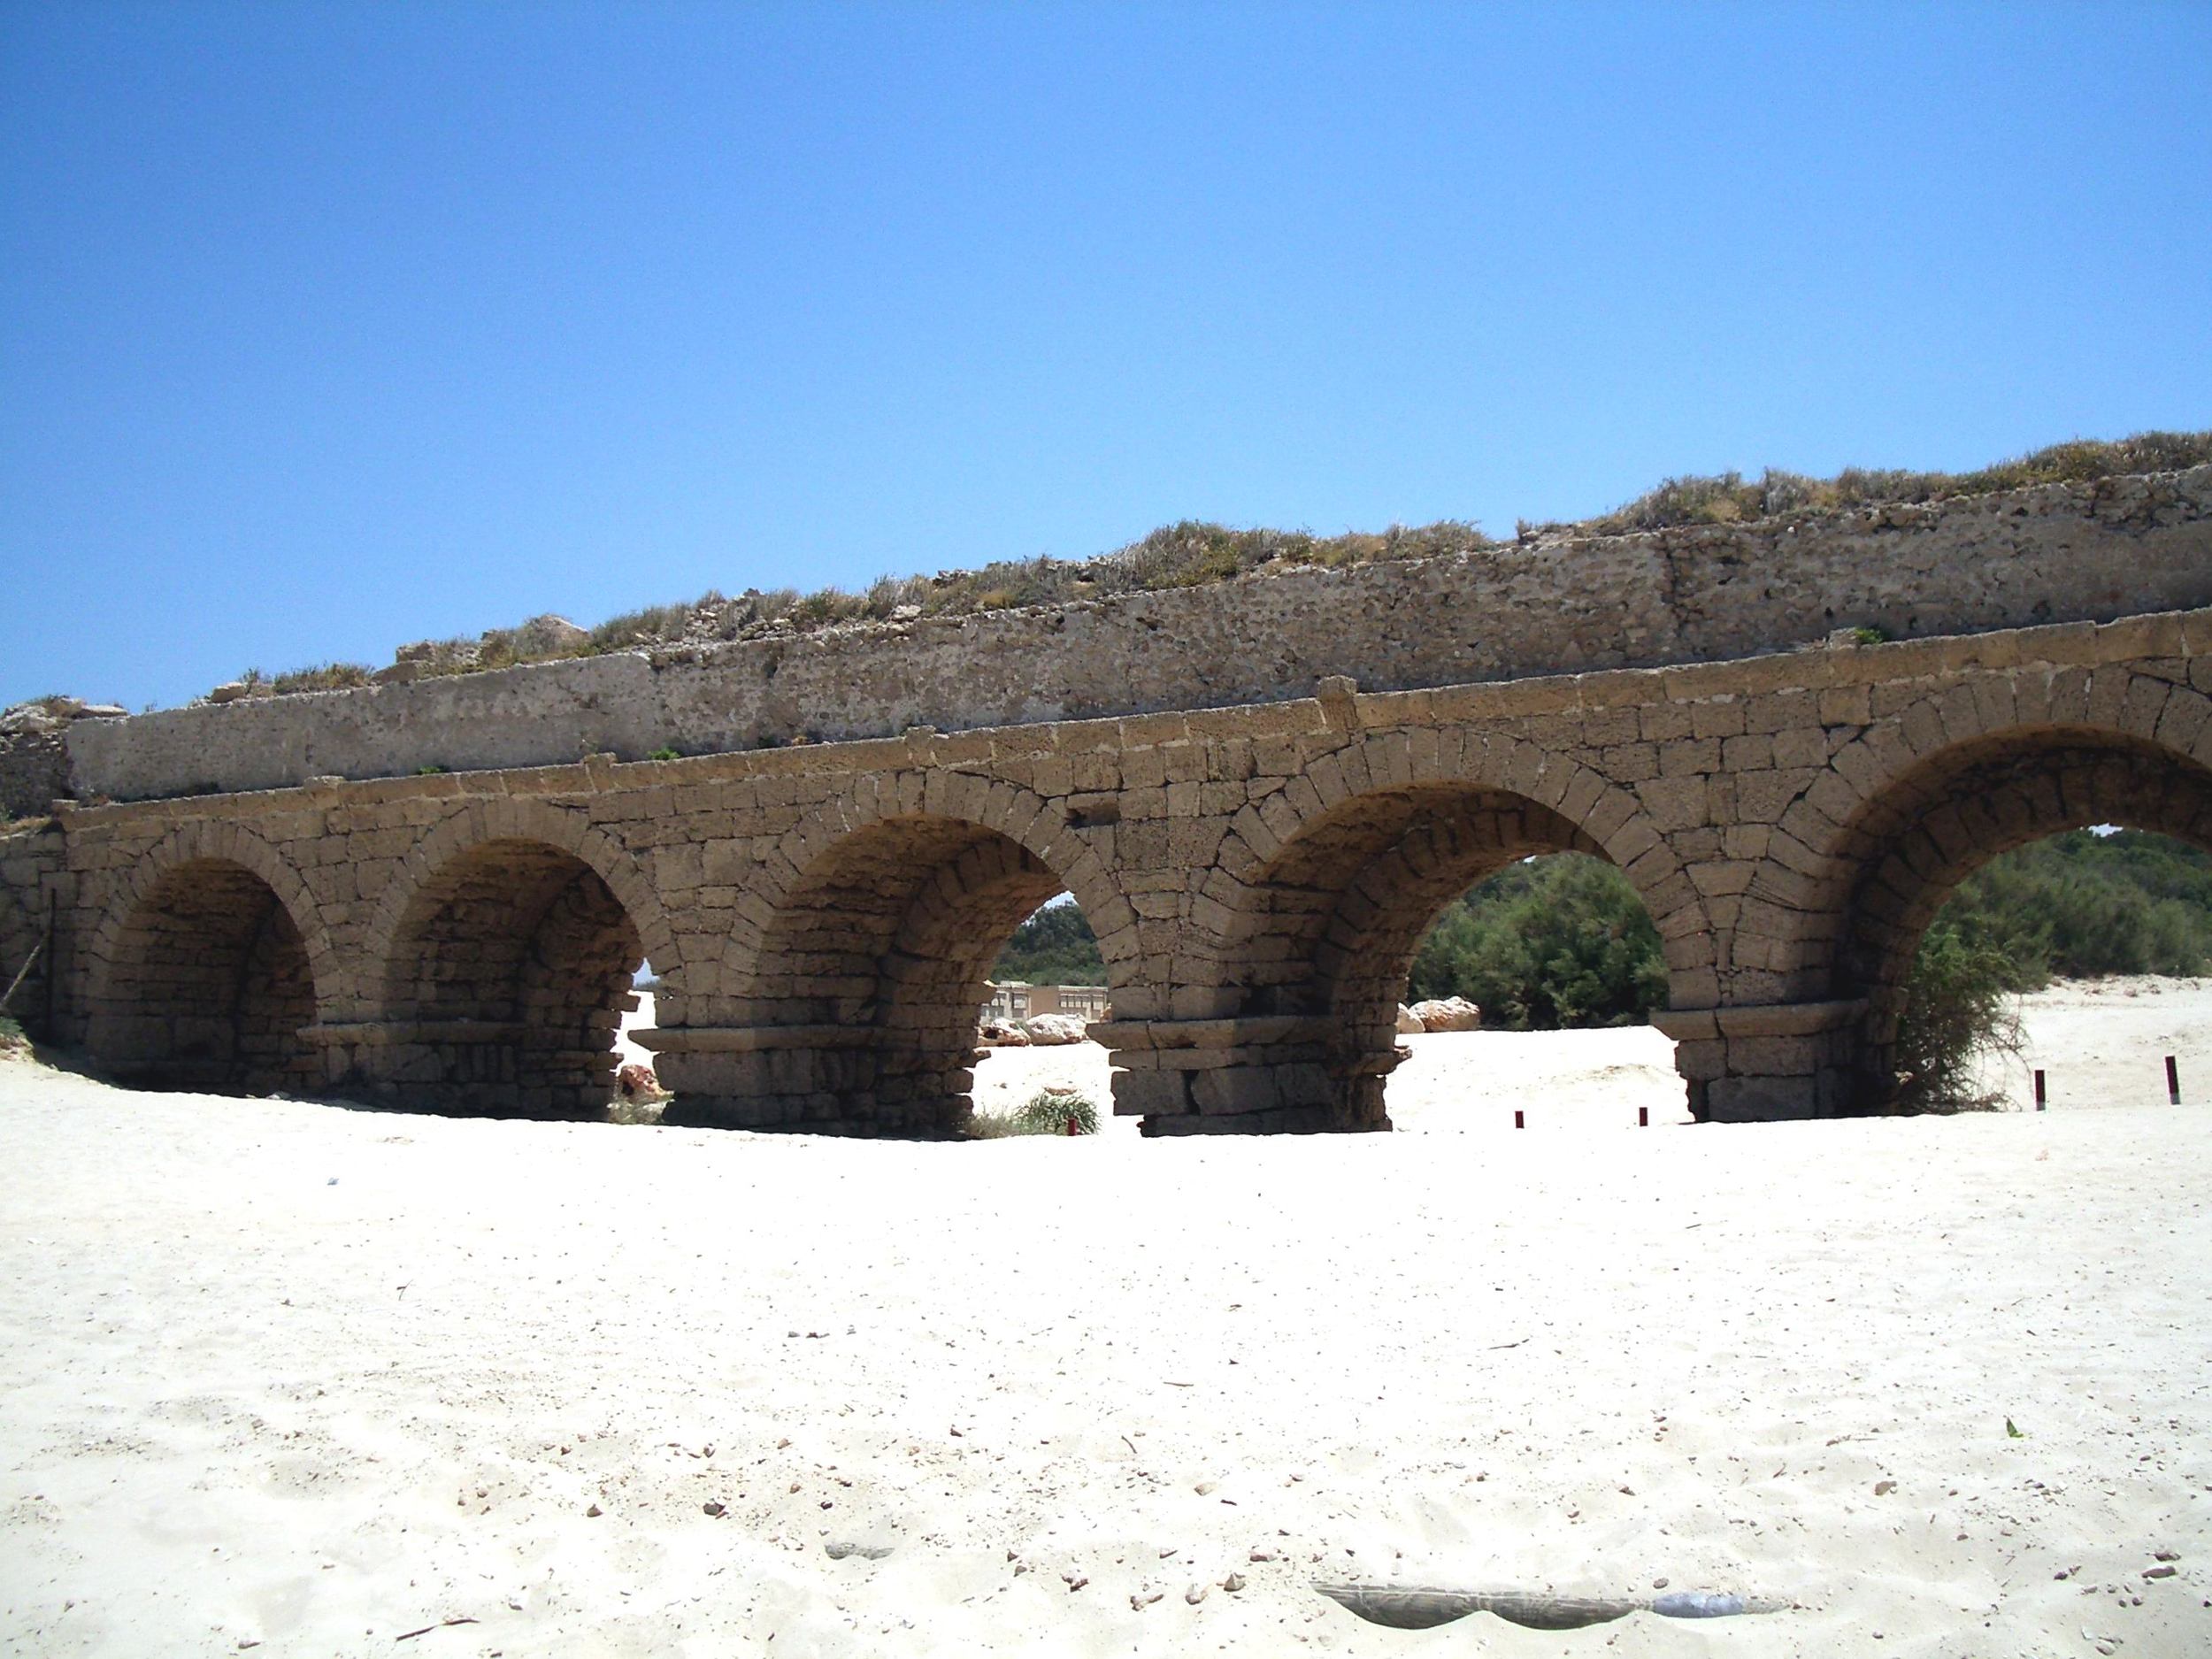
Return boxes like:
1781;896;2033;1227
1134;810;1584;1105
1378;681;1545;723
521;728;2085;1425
1650;1000;1867;1123
642;1025;974;1137
1093;1016;1396;1135
301;1019;610;1119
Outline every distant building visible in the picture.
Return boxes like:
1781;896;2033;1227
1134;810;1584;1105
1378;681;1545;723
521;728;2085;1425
982;981;1110;1024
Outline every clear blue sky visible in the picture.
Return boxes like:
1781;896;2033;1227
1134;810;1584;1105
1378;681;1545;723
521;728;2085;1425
4;3;2207;713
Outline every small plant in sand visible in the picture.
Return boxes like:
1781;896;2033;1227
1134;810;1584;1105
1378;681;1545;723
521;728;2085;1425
605;1060;671;1125
971;1087;1099;1139
606;1091;667;1126
0;1015;28;1058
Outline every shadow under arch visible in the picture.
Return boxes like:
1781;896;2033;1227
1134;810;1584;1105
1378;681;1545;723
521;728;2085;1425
82;821;332;1094
350;802;675;1118
675;773;1136;1137
1807;720;2212;1110
1179;733;1709;1132
1;883;48;1041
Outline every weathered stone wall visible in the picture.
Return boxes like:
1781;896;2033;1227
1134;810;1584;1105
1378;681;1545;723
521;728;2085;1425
25;603;2212;1133
0;818;65;1038
67;467;2212;802
1;729;71;821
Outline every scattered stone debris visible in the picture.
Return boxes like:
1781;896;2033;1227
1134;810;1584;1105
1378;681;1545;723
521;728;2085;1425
1409;996;1483;1033
1019;1013;1088;1046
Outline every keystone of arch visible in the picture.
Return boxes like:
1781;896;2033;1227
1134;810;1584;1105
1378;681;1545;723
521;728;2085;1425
722;770;1140;993
353;797;680;1018
81;818;337;1018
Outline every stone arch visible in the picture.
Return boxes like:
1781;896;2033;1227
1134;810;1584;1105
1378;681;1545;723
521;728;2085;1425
700;770;1137;1136
353;800;674;1118
1211;731;1708;998
1775;671;2212;1107
81;821;331;1094
1179;728;1706;1130
355;797;679;1003
725;770;1137;998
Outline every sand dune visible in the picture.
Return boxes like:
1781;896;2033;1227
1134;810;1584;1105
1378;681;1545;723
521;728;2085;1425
4;983;2209;1655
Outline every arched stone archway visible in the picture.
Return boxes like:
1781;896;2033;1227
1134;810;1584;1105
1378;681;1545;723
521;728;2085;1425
350;837;649;1118
1126;730;1708;1133
1818;728;2212;1109
657;772;1137;1136
82;824;329;1094
1717;670;2212;1115
351;798;680;1011
342;803;672;1119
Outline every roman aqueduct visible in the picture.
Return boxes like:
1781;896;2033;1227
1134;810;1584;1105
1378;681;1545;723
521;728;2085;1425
4;466;2209;1133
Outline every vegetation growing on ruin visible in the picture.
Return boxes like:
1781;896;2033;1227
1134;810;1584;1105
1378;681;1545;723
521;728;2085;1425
1542;431;2212;537
267;662;377;694
215;430;2209;703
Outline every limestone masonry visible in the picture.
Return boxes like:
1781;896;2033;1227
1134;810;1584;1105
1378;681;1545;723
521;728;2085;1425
61;466;2212;801
5;465;2210;1134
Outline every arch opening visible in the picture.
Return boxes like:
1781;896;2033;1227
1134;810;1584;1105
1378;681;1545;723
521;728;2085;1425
1217;784;1677;1131
1825;729;2212;1110
374;838;646;1119
716;815;1109;1137
90;857;319;1094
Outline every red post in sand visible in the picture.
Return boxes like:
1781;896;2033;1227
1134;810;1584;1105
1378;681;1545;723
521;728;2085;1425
2033;1069;2046;1111
1066;1114;1079;1136
2168;1056;2181;1107
1513;1110;1525;1130
1638;1106;1649;1127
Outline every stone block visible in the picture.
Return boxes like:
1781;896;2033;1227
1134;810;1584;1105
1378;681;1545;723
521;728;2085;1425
1704;1074;1822;1122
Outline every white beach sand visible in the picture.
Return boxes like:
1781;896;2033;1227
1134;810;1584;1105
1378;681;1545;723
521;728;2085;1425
4;981;2209;1656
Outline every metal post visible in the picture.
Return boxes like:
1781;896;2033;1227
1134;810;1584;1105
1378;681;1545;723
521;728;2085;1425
1638;1106;1649;1127
2033;1069;2046;1111
2168;1056;2181;1107
1513;1110;1525;1130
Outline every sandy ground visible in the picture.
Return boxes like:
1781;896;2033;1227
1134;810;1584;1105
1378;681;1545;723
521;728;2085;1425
4;983;2209;1656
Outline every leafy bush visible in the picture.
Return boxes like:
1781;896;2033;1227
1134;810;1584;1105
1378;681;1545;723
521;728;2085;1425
0;1014;27;1056
972;1087;1099;1138
994;902;1108;985
1891;926;2026;1113
1929;830;2212;981
1408;853;1669;1028
1876;829;2211;1112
